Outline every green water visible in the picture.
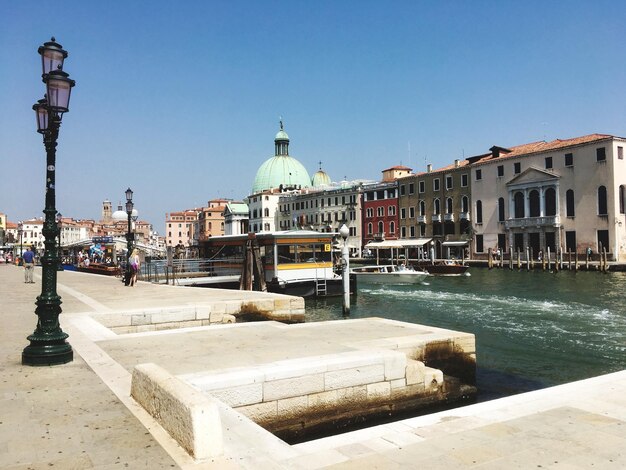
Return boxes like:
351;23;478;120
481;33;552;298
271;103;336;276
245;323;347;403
305;268;626;400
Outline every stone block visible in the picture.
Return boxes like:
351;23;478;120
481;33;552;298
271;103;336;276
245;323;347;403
238;401;278;424
390;378;407;389
95;313;132;327
264;374;325;401
453;334;476;354
381;350;407;381
337;385;368;403
277;396;308;417
264;360;327;381
195;306;211;320
222;314;236;324
209;312;224;323
390;383;425;400
130;363;222;460
308;389;339;409
366;382;391;400
208;383;263;407
424;366;444;389
130;313;152;325
185;368;265;391
325;364;385;390
325;352;380;372
151;309;196;324
136;324;156;333
224;301;242;315
405;359;426;386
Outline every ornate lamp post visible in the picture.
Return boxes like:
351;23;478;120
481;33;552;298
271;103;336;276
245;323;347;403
56;212;64;271
339;224;350;316
17;221;23;265
22;37;75;366
125;188;134;285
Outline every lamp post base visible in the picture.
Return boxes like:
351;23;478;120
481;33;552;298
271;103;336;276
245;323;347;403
22;341;73;366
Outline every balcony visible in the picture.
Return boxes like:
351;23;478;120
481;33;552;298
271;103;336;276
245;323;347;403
505;215;561;229
444;213;455;222
431;214;442;223
416;215;426;223
460;212;471;221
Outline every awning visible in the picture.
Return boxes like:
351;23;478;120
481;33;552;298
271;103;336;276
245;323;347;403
365;240;404;249
442;240;469;247
397;238;432;247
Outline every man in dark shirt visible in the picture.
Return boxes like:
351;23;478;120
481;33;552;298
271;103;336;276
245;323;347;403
23;247;35;283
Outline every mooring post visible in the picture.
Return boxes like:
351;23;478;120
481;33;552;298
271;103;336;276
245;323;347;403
488;248;493;269
547;247;551;271
575;251;579;271
339;224;350;316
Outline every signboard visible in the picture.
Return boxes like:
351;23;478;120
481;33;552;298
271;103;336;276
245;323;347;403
92;236;113;244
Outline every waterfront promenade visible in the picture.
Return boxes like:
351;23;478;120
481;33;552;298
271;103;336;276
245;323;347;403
1;264;625;469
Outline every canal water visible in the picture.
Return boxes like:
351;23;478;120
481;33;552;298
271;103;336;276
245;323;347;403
305;268;626;401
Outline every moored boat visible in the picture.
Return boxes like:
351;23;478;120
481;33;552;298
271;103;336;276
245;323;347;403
417;260;470;276
351;264;429;285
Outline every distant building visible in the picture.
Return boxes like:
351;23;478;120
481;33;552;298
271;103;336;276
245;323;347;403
224;201;249;235
165;210;199;248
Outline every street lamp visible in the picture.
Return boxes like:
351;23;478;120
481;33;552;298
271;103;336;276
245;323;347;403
125;188;134;285
339;224;350;316
22;37;75;366
17;221;23;265
56;212;64;271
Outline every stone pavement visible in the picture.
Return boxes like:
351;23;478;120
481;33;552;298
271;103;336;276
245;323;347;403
1;264;625;469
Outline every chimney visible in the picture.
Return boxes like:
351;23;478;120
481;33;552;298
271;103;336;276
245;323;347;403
427;164;432;173
454;159;460;168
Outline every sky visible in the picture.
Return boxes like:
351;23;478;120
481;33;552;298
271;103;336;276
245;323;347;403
2;0;626;234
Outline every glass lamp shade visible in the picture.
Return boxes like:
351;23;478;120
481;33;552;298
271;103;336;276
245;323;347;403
45;69;75;114
38;38;68;76
32;99;49;133
131;209;139;222
125;201;134;214
339;224;349;240
17;222;23;233
125;188;133;202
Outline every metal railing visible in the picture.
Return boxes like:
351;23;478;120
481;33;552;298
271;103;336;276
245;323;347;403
141;257;243;285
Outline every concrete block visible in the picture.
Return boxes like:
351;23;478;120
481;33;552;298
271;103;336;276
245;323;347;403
222;314;236;324
325;364;385;391
238;401;278;424
131;363;222;460
209;312;224;323
195;306;211;320
264;374;325;401
367;382;391;400
405;359;426;386
208;383;263;407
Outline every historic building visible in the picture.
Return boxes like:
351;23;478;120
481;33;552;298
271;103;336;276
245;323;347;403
468;133;626;260
224;202;249;235
397;160;472;258
165;209;199;249
196;199;229;242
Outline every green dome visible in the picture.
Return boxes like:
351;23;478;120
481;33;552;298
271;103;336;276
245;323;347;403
275;129;289;141
251;155;311;194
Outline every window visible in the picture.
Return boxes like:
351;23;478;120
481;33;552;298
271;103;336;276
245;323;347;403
446;197;453;214
433;179;440;191
565;231;576;253
446;176;453;190
419;181;425;193
598;230;609;252
420;224;426;237
434;199;441;215
401;226;407;237
497;234;506;250
597;147;606;162
529;190;540;217
367;223;373;235
566;190;575;217
497;165;504;177
389;222;395;234
514;162;521;174
462;196;469;213
476;200;483;224
378;221;384;234
410;226;415;237
498;197;505;222
620;185;625;214
619;146;624;160
545;156;553;169
409;183;415;195
388;206;396;216
366;208;373;218
598;186;608;215
475;169;482;181
461;174;468;187
264;208;269;217
419;200;425;216
377;207;384;217
514;192;525;218
400;185;406;196
565;153;573;166
475;234;484;253
400;208;406;219
409;207;415;218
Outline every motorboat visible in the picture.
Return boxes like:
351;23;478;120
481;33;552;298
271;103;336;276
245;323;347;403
351;264;429;285
416;260;470;276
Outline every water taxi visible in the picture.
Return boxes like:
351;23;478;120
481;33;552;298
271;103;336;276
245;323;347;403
351;264;429;285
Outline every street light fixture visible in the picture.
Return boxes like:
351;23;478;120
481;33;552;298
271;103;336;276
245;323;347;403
125;188;134;286
339;224;350;316
17;221;23;265
22;37;75;366
56;212;64;271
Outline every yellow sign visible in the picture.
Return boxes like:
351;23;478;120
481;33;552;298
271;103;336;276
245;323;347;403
324;244;331;252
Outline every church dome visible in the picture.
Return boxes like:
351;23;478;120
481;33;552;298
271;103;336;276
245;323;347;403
251;122;311;194
312;168;331;188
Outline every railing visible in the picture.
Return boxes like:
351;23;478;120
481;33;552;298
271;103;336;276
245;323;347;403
416;215;426;223
460;212;471;221
431;214;442;223
444;213;455;222
505;215;561;229
141;257;243;285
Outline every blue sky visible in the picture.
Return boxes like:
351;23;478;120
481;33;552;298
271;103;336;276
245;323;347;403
2;0;625;233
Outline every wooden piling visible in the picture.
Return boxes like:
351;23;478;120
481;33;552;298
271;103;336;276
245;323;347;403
575;251;578;271
488;248;493;269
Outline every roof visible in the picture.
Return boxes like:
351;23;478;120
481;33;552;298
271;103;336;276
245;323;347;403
383;165;413;172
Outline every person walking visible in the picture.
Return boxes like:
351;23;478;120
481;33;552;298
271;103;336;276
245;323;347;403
129;249;140;287
22;246;36;284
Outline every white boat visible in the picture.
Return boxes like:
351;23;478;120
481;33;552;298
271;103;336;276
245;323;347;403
351;264;429;285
